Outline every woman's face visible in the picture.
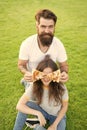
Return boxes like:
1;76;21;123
41;67;53;86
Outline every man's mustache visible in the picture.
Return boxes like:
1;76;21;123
40;33;53;37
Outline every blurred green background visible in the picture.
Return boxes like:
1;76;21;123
0;0;87;130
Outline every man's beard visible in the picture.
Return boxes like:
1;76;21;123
38;33;54;46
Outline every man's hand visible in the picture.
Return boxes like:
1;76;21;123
24;71;33;82
59;61;69;83
60;71;69;83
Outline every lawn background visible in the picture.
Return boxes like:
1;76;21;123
0;0;87;130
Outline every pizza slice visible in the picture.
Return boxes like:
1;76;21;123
47;69;61;82
32;69;61;83
32;69;44;82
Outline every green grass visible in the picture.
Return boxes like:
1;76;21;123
0;0;87;130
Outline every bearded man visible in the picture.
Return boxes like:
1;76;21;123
18;9;69;90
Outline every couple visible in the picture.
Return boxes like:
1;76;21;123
13;9;69;130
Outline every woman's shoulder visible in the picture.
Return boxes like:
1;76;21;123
61;84;69;101
25;84;33;97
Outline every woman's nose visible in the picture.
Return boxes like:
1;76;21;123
44;75;50;80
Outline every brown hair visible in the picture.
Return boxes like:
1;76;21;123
35;9;57;24
33;55;64;104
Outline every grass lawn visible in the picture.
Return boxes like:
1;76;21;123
0;0;87;130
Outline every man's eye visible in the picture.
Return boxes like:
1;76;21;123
49;26;54;29
41;26;46;29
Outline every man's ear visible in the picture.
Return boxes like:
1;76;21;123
36;21;38;27
36;21;39;30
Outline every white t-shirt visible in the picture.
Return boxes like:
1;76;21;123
19;34;67;72
25;85;69;116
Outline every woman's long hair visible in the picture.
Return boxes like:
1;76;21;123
33;55;65;104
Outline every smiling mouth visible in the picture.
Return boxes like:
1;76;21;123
43;79;50;82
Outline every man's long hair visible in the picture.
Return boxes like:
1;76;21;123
33;55;65;104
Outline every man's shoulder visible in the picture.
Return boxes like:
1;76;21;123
23;34;37;42
53;36;64;47
53;36;62;43
21;34;37;46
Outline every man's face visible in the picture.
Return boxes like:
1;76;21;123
36;17;55;46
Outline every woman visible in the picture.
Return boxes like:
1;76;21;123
14;55;69;130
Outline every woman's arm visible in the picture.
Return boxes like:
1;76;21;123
16;93;46;126
48;101;68;130
16;93;35;115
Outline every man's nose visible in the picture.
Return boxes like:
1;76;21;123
44;27;50;33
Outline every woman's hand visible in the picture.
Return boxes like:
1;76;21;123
37;111;46;126
47;124;56;130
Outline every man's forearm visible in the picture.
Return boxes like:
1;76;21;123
18;65;28;75
60;64;69;73
18;59;29;75
59;62;69;73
